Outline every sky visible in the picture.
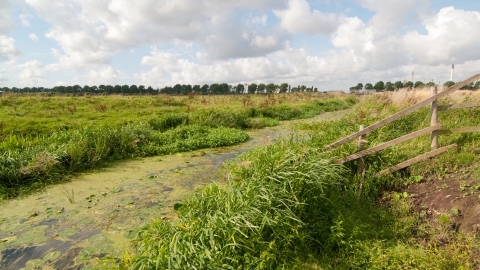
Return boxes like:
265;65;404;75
0;0;479;91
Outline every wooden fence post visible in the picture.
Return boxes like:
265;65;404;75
357;125;366;202
430;86;439;150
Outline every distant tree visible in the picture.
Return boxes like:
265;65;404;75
121;85;129;94
210;83;220;94
219;83;229;94
443;81;455;88
475;81;480;90
235;83;245;94
426;82;435;87
105;85;113;93
404;81;414;88
248;83;257;94
138;85;145;93
130;85;138;93
394;81;404;89
314;87;318;92
365;83;373;90
385;82;394;91
172;84;182;94
257;84;266;93
266;83;276;93
414;81;424;88
162;86;173;94
192;85;201;93
73;85;81;92
460;82;474;90
200;84;209;94
147;86;154;94
279;83;289;93
356;83;364;90
374;81;385;91
83;85;90;92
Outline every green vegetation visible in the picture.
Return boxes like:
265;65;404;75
0;92;356;198
117;93;480;269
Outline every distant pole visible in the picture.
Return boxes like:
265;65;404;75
450;64;454;81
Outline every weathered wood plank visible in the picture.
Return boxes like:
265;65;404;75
337;124;442;164
430;87;439;149
375;144;457;177
438;101;480;111
439;126;480;135
323;73;480;151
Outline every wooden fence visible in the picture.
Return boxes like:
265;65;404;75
325;73;480;181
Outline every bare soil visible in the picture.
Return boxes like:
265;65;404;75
406;170;480;234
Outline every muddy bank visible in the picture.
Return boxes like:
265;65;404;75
0;110;347;269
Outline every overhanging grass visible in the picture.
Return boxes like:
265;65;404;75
123;140;346;269
0;124;248;199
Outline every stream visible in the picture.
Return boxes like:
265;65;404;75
0;109;347;269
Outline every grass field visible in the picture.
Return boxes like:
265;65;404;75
114;89;480;269
0;92;356;199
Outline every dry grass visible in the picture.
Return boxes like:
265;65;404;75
379;87;480;106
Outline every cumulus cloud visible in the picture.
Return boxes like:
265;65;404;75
251;15;268;26
0;0;14;34
0;68;8;82
19;14;35;27
24;0;289;71
12;0;480;90
404;7;480;65
273;0;339;35
84;66;123;85
29;33;38;41
18;60;47;86
135;47;295;86
0;36;21;61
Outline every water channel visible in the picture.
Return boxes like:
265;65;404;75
0;110;348;269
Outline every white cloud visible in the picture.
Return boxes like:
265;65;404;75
0;68;8;83
24;0;289;71
0;36;21;61
404;7;480;65
251;15;268;26
18;60;47;86
356;0;428;31
251;35;278;50
0;0;14;34
19;14;35;27
273;0;339;35
28;33;38;41
84;66;123;85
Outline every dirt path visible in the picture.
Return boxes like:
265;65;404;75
0;110;348;270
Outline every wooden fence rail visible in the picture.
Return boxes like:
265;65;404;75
327;73;480;179
323;73;480;151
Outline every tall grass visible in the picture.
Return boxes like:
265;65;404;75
0;95;357;198
124;140;345;269
118;93;480;269
0;124;248;198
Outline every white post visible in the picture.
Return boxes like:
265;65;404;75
451;64;454;81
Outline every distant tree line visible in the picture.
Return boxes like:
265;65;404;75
0;83;319;95
350;80;480;92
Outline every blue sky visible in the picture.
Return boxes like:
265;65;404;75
1;0;479;90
